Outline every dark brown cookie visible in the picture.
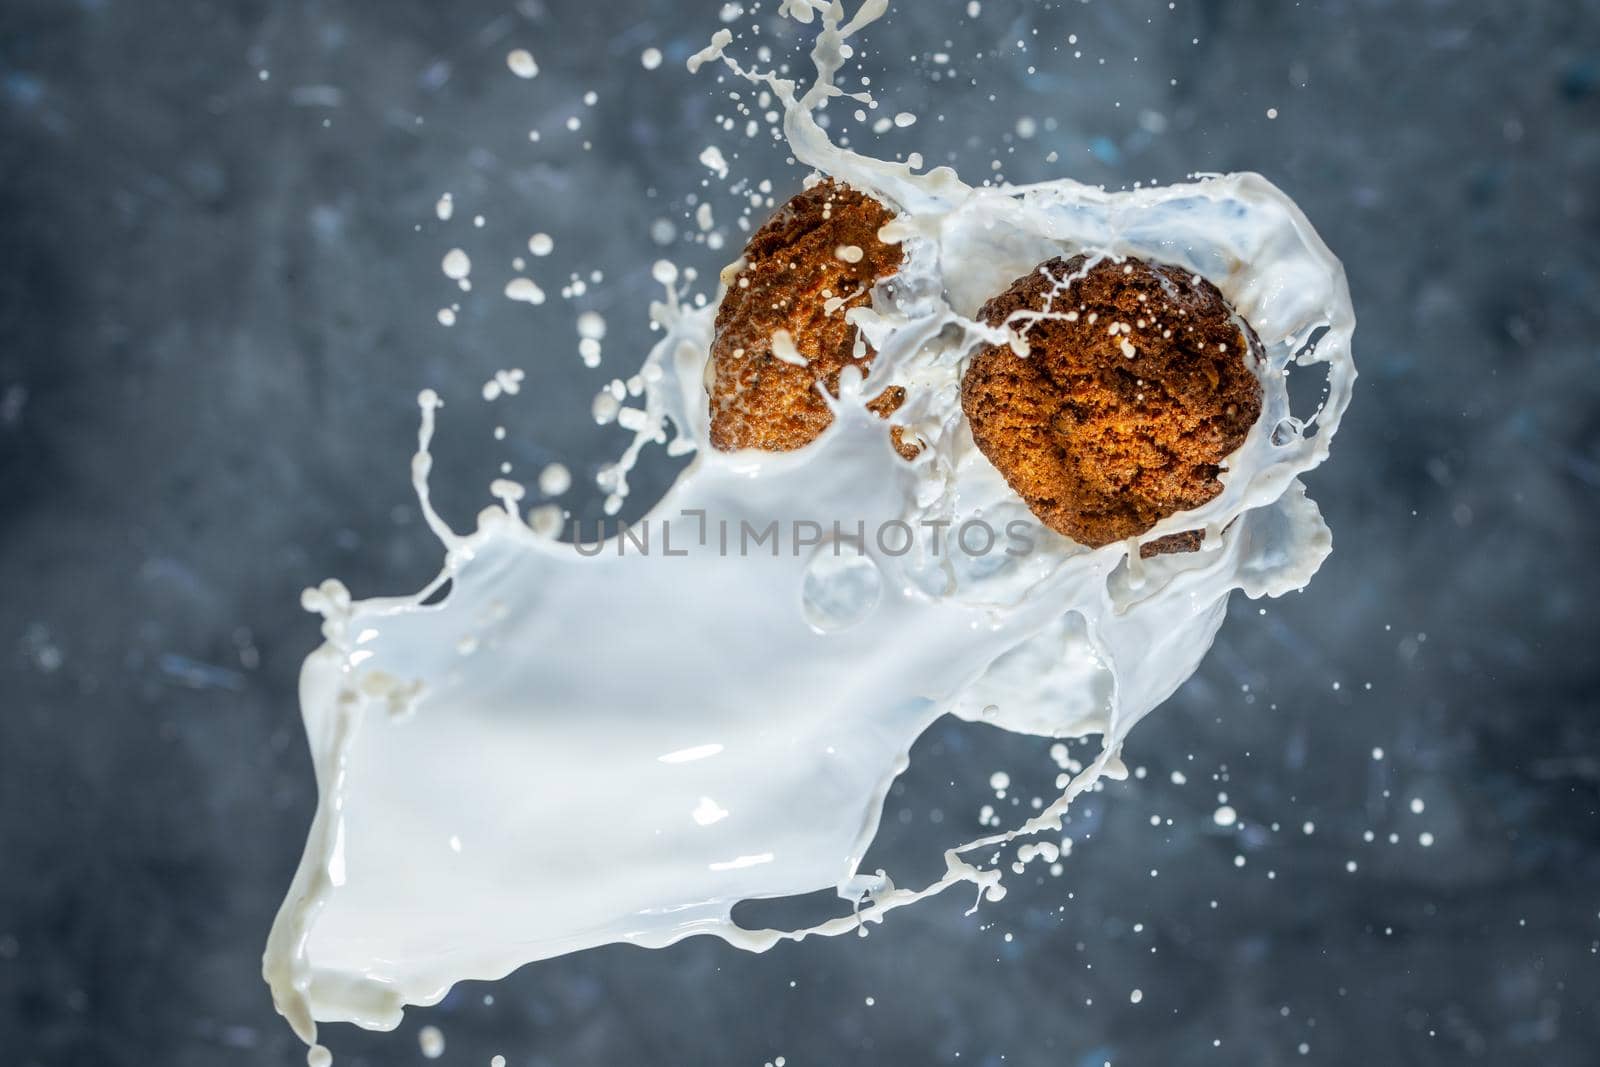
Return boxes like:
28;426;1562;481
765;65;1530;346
961;255;1263;552
707;179;915;457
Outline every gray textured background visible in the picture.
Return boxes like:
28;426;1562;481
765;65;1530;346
3;0;1599;1064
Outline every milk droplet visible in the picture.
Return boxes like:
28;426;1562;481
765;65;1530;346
418;1025;445;1058
506;50;539;79
989;771;1010;792
591;392;620;424
577;311;607;340
800;550;883;634
441;249;471;280
1130;988;1144;1004
539;463;572;497
504;278;545;305
527;504;563;538
641;47;663;70
1213;805;1237;827
435;193;454;221
529;233;555;256
893;111;917;127
699;145;730;179
770;329;806;366
490;479;526;508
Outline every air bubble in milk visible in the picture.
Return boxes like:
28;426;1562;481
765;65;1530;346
799;548;884;634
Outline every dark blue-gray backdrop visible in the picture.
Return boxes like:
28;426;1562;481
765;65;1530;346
3;1;1598;1064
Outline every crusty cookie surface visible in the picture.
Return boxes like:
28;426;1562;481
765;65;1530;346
961;255;1263;550
708;179;914;457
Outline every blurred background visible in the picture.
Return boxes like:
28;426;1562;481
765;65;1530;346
3;0;1598;1063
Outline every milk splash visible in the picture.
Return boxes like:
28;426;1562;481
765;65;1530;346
264;0;1355;1053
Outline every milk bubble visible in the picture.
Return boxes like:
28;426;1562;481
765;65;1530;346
800;549;884;634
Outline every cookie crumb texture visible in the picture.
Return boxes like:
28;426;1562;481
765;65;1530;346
708;179;914;456
961;255;1264;550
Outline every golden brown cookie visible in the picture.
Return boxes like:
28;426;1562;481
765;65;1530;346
707;179;915;457
961;255;1263;552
